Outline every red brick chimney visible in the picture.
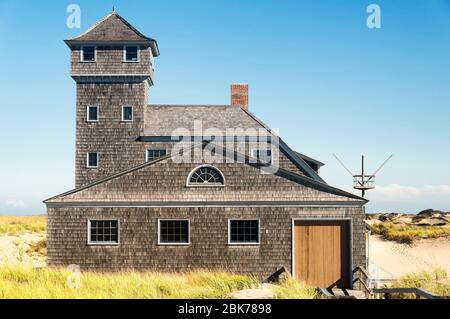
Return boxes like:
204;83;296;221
231;83;248;110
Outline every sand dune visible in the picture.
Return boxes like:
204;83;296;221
369;235;450;280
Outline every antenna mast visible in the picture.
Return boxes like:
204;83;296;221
333;154;393;198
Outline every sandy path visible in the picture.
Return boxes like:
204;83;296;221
369;235;450;279
0;232;46;267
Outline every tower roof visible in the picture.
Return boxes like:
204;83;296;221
65;11;159;56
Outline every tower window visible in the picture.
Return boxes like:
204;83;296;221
87;106;99;122
146;149;167;162
81;46;96;62
121;106;133;122
124;46;139;62
86;152;98;168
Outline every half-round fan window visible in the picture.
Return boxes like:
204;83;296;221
187;165;225;186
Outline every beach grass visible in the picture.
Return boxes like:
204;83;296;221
0;266;259;299
390;268;450;298
371;222;450;244
0;216;46;236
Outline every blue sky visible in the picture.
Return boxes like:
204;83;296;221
0;0;449;215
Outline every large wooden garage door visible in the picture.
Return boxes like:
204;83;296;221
294;220;350;288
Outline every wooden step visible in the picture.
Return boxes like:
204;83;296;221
331;288;367;299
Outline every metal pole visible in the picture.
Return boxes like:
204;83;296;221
361;154;365;197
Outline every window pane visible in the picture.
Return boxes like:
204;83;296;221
254;149;272;164
230;220;259;243
147;149;166;162
88;153;98;167
88;106;98;121
83;46;95;61
160;220;189;244
89;220;119;244
125;46;138;61
122;106;133;121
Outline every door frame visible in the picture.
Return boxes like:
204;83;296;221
291;217;353;288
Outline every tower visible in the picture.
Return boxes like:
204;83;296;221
65;11;159;187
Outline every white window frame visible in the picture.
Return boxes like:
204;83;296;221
87;218;120;246
123;45;140;63
121;105;134;122
86;105;99;122
186;164;226;188
157;219;190;246
86;152;99;168
146;149;167;162
80;45;97;62
228;219;261;246
251;149;273;164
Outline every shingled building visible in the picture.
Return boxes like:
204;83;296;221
45;11;367;289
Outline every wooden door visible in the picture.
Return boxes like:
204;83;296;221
294;220;350;288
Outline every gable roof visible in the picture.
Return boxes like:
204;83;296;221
44;141;367;205
141;104;326;183
65;11;159;56
144;105;267;136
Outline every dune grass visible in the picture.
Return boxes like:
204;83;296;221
390;268;450;298
25;239;47;257
272;278;317;299
371;222;450;244
0;266;259;299
0;216;46;236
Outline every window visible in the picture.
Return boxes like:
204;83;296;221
251;149;272;164
146;149;166;162
159;220;189;245
187;165;224;186
122;106;133;122
87;106;98;122
229;220;260;245
88;219;119;245
124;46;139;62
86;152;98;168
81;46;96;62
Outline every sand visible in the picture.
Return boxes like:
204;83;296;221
369;235;450;280
0;232;46;267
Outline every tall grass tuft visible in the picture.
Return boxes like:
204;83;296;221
0;266;258;299
0;216;46;235
272;278;317;299
391;268;450;298
371;222;450;244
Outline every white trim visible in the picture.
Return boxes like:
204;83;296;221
186;164;226;188
250;148;273;164
80;45;97;62
145;148;167;163
121;105;134;122
87;218;120;246
291;217;353;288
86;105;99;122
228;218;260;246
123;45;140;62
157;219;190;246
86;152;98;168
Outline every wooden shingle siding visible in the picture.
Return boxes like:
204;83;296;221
58;156;358;203
75;82;148;187
71;46;153;76
47;206;365;279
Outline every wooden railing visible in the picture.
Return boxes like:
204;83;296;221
352;266;371;296
351;266;449;299
373;287;450;299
